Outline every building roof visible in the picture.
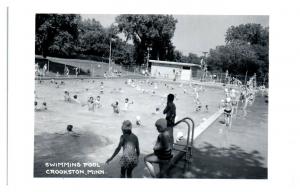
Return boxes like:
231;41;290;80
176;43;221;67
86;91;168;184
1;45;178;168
149;60;201;68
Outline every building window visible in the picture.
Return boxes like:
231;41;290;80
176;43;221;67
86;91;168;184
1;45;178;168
182;66;190;70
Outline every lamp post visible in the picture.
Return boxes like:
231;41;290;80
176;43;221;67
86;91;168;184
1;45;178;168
146;47;152;71
109;38;112;74
202;51;208;80
108;22;118;74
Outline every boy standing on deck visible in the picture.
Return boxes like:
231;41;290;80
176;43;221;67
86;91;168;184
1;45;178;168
163;94;176;145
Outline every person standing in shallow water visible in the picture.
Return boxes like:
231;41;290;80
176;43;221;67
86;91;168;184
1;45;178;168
106;120;140;178
163;94;176;145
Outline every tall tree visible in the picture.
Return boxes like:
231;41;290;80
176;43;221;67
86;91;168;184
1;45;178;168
77;18;108;57
226;23;269;46
207;23;269;80
35;14;81;58
116;14;177;65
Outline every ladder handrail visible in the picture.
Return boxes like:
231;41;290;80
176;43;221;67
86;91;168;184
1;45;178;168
174;117;195;147
173;119;190;149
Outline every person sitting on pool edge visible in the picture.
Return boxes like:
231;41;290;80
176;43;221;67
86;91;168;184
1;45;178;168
144;118;173;178
163;94;176;145
106;120;140;178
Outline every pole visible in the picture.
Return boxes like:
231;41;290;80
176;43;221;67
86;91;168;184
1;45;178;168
146;47;150;71
109;38;112;74
244;71;248;85
47;60;50;73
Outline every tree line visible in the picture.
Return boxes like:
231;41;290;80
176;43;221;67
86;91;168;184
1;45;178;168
207;23;269;80
36;14;268;80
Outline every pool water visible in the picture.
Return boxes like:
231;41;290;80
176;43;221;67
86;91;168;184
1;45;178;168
34;79;224;166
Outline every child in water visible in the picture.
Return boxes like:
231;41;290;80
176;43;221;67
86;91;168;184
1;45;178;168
100;82;104;94
66;125;80;137
111;101;120;114
71;95;81;104
34;101;47;111
136;116;141;126
195;97;202;112
124;98;134;111
94;96;102;108
64;91;71;102
106;120;140;178
87;96;95;111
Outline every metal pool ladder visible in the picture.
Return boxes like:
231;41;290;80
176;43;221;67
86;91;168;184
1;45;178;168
172;117;195;163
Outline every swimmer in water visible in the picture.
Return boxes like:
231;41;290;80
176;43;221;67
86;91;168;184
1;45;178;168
124;98;134;111
64;91;71;102
94;96;102;108
100;82;104;94
111;101;120;114
55;81;60;88
195;98;202;112
87;96;95;111
136;116;141;126
71;95;81;104
151;90;156;96
34;101;47;111
56;125;80;137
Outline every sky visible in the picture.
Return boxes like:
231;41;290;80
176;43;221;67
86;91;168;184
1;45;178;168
81;14;269;56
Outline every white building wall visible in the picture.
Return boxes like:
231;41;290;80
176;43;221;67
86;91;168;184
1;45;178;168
181;69;191;81
151;65;177;79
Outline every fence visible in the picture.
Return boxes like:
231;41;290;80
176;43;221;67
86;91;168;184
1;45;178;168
192;71;269;87
35;56;146;79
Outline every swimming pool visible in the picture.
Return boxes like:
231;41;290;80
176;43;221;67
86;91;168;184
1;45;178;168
34;78;224;177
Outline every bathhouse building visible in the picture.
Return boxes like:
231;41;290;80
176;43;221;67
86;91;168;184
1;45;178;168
149;60;201;81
